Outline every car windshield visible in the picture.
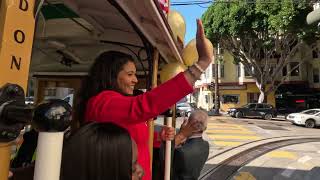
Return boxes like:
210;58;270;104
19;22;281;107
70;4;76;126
177;103;190;107
301;110;320;115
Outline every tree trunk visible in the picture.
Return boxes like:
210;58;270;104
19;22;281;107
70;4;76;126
255;81;265;103
258;91;265;103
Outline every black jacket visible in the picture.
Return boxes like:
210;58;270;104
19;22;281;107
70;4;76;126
173;137;209;180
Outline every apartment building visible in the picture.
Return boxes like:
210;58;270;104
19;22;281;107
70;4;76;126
194;42;320;112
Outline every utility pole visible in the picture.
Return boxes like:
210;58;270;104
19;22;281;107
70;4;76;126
214;43;221;115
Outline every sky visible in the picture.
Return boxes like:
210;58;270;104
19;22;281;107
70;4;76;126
171;4;209;43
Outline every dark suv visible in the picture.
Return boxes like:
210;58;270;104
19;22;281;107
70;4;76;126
228;103;277;120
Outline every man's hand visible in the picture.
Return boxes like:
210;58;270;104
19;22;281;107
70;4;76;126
178;119;201;138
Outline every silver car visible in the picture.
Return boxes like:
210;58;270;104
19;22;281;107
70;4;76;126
176;103;193;117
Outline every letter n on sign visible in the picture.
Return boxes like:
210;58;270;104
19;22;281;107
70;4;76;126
0;0;36;91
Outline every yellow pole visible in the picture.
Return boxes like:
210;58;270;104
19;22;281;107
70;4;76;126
0;143;11;180
172;104;176;129
0;0;36;179
148;49;159;169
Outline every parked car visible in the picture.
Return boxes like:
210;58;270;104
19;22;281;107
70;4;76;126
227;103;277;120
176;102;193;117
286;109;320;128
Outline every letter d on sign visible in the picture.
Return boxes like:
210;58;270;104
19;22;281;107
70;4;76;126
19;0;29;11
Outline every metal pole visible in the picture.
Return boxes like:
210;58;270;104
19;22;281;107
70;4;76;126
34;132;64;180
214;44;220;115
164;117;172;180
148;48;159;169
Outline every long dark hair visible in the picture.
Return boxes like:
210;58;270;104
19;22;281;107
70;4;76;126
60;122;132;180
76;51;134;124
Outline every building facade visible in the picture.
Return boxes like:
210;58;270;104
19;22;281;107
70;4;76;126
194;42;320;112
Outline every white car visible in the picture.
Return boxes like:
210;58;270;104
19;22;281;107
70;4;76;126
286;109;320;128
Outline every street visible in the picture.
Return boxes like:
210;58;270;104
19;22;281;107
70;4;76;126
201;116;320;180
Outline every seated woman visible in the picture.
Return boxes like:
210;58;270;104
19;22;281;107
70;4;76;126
60;122;144;180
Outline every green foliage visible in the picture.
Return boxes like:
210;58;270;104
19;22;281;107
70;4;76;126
202;0;318;46
202;0;319;96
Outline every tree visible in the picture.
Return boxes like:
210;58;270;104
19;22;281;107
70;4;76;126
202;0;320;103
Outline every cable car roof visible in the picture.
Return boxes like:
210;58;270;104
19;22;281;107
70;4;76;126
30;0;183;75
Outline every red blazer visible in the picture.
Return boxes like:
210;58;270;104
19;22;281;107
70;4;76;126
85;72;193;180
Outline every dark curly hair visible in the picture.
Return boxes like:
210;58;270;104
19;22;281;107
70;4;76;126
76;51;134;125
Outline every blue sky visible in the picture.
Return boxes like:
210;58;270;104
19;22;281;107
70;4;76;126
171;4;208;43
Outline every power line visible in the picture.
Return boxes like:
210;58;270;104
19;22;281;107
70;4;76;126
171;0;317;6
171;1;212;6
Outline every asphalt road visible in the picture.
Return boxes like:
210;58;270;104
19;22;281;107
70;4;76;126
201;116;320;180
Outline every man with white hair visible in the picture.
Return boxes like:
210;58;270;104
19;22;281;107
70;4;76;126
173;110;209;180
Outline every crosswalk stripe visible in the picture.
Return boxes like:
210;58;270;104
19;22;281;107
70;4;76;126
266;151;297;159
213;141;243;146
207;124;244;128
206;130;255;134
206;122;261;148
207;125;247;130
208;135;261;140
207;127;245;130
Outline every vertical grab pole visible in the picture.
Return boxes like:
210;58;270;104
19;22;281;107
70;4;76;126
148;49;159;170
33;100;72;180
164;104;176;180
164;116;172;180
34;132;64;180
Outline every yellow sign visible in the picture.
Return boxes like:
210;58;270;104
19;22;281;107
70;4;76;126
0;0;36;92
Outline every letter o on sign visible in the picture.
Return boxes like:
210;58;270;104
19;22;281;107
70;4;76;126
14;30;25;44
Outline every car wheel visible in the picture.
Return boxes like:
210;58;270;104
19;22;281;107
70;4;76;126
235;112;243;118
264;113;273;120
305;119;316;128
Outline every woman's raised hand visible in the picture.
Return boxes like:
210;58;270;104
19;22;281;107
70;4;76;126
183;19;214;85
196;19;214;67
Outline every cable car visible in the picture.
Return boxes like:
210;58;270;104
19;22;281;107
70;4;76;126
0;0;182;179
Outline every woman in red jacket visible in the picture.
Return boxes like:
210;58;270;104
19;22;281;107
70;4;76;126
77;19;213;180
